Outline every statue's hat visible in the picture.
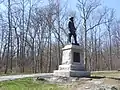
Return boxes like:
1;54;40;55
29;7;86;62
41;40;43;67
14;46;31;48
69;17;74;20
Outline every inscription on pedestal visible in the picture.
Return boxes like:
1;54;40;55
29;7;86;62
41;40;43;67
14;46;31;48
62;50;71;64
73;52;80;62
59;67;70;70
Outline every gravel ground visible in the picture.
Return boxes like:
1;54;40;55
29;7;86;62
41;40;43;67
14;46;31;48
37;76;120;90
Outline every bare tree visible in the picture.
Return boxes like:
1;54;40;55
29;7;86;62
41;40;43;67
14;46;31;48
105;9;114;70
77;0;110;69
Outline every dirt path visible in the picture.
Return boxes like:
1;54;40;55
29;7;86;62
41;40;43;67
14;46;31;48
0;73;53;82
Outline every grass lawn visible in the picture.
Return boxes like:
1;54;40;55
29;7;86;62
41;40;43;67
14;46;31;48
0;78;66;90
91;71;120;78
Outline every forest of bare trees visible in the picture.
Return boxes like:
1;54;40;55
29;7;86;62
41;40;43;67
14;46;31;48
0;0;120;74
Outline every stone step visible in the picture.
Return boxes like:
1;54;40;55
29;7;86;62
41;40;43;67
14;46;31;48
54;70;90;77
58;64;85;71
71;64;85;71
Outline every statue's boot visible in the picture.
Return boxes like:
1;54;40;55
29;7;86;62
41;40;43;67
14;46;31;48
68;33;72;43
74;34;79;45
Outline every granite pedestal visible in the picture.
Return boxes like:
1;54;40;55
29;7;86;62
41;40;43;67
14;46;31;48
54;44;90;77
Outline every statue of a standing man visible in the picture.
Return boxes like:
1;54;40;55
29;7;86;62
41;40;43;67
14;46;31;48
68;17;78;45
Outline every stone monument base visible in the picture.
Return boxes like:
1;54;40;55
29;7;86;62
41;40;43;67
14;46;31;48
53;44;90;77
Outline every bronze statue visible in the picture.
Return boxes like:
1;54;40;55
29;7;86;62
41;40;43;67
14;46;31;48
68;17;78;45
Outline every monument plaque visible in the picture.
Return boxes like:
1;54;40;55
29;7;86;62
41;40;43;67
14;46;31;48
73;52;80;62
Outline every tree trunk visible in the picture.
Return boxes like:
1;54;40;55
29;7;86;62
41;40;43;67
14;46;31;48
84;19;87;70
5;0;11;74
